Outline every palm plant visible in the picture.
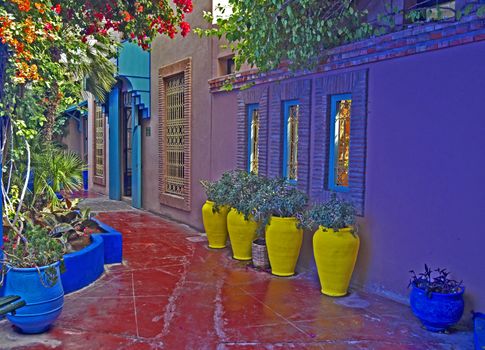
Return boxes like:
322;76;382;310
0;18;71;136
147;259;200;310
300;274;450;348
74;39;118;103
30;142;85;208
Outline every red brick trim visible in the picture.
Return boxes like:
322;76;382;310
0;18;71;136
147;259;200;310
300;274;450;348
209;15;485;93
267;79;312;194
312;69;368;216
158;58;192;211
236;87;269;174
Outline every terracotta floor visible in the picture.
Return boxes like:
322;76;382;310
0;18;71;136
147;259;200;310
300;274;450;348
0;210;472;349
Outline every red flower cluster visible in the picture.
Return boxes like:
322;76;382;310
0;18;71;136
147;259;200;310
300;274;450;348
173;0;193;13
51;3;61;15
180;21;190;37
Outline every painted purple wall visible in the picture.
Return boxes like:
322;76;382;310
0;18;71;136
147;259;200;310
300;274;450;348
210;40;485;319
210;92;238;178
359;40;485;313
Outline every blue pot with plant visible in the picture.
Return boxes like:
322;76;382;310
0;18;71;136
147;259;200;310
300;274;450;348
409;265;464;332
2;224;65;334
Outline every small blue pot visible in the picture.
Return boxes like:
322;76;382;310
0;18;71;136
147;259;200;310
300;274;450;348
474;313;485;350
410;283;464;332
82;170;88;191
4;262;64;334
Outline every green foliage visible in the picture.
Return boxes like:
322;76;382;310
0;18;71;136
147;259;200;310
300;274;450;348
223;170;266;221
40;200;100;254
201;171;308;234
409;265;463;295
303;194;356;231
2;223;64;269
200;171;238;212
252;177;308;233
30;144;85;207
197;0;372;72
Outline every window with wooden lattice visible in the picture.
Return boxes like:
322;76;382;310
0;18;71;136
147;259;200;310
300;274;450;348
158;58;192;211
283;100;299;183
329;94;352;192
93;103;106;186
164;74;186;196
247;104;260;174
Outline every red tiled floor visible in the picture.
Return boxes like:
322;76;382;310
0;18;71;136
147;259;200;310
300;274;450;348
0;210;473;349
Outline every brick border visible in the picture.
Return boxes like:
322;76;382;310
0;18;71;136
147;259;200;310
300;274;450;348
236;87;269;174
312;69;368;216
209;15;485;92
158;58;192;212
267;79;312;193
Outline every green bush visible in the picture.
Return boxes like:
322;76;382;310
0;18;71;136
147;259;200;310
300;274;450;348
304;194;356;231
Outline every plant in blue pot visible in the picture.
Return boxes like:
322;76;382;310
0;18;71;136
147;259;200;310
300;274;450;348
1;222;65;334
409;265;464;332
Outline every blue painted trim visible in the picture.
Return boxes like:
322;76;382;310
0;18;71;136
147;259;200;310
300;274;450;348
92;218;123;264
329;93;352;193
118;74;150;80
247;104;259;173
131;98;142;209
108;86;122;200
61;218;123;294
61;235;104;294
282;100;299;184
148;49;151;120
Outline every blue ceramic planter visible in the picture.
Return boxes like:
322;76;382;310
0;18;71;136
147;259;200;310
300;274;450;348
82;170;88;191
410;284;464;332
474;312;485;350
4;262;64;334
62;235;104;294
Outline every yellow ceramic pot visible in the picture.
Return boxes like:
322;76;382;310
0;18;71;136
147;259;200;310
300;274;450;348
227;208;258;260
313;226;360;297
202;200;229;249
265;216;303;277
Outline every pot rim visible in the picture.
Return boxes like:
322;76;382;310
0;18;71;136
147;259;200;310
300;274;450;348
252;238;266;245
270;215;298;221
412;283;465;297
317;225;354;232
6;261;60;272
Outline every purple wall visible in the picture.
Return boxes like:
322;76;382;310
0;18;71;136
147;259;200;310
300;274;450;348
359;40;485;313
210;40;485;319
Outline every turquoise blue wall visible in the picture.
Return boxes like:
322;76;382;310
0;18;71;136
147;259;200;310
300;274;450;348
108;86;121;201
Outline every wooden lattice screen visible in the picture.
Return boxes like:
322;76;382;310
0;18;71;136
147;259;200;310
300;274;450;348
158;58;192;211
164;74;186;196
93;103;106;186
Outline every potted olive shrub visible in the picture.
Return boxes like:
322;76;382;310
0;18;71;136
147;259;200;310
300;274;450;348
409;265;464;332
2;223;65;334
254;178;308;277
225;171;263;261
306;194;358;296
200;173;233;249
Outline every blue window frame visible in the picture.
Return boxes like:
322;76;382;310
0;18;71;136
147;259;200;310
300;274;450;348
329;94;352;192
283;100;299;183
247;104;260;174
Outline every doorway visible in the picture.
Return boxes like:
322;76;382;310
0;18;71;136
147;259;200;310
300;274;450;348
122;91;132;199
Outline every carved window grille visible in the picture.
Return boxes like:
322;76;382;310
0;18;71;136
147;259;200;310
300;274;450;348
164;73;186;197
283;101;299;182
329;95;352;191
248;104;259;174
93;103;105;185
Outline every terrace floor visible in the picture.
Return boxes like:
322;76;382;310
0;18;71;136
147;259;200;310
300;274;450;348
0;204;473;349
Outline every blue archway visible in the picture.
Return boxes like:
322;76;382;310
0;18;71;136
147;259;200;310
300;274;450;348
107;41;150;209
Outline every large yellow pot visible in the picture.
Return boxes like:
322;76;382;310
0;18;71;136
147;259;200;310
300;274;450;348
202;200;229;249
313;226;360;297
265;216;303;277
227;208;258;260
